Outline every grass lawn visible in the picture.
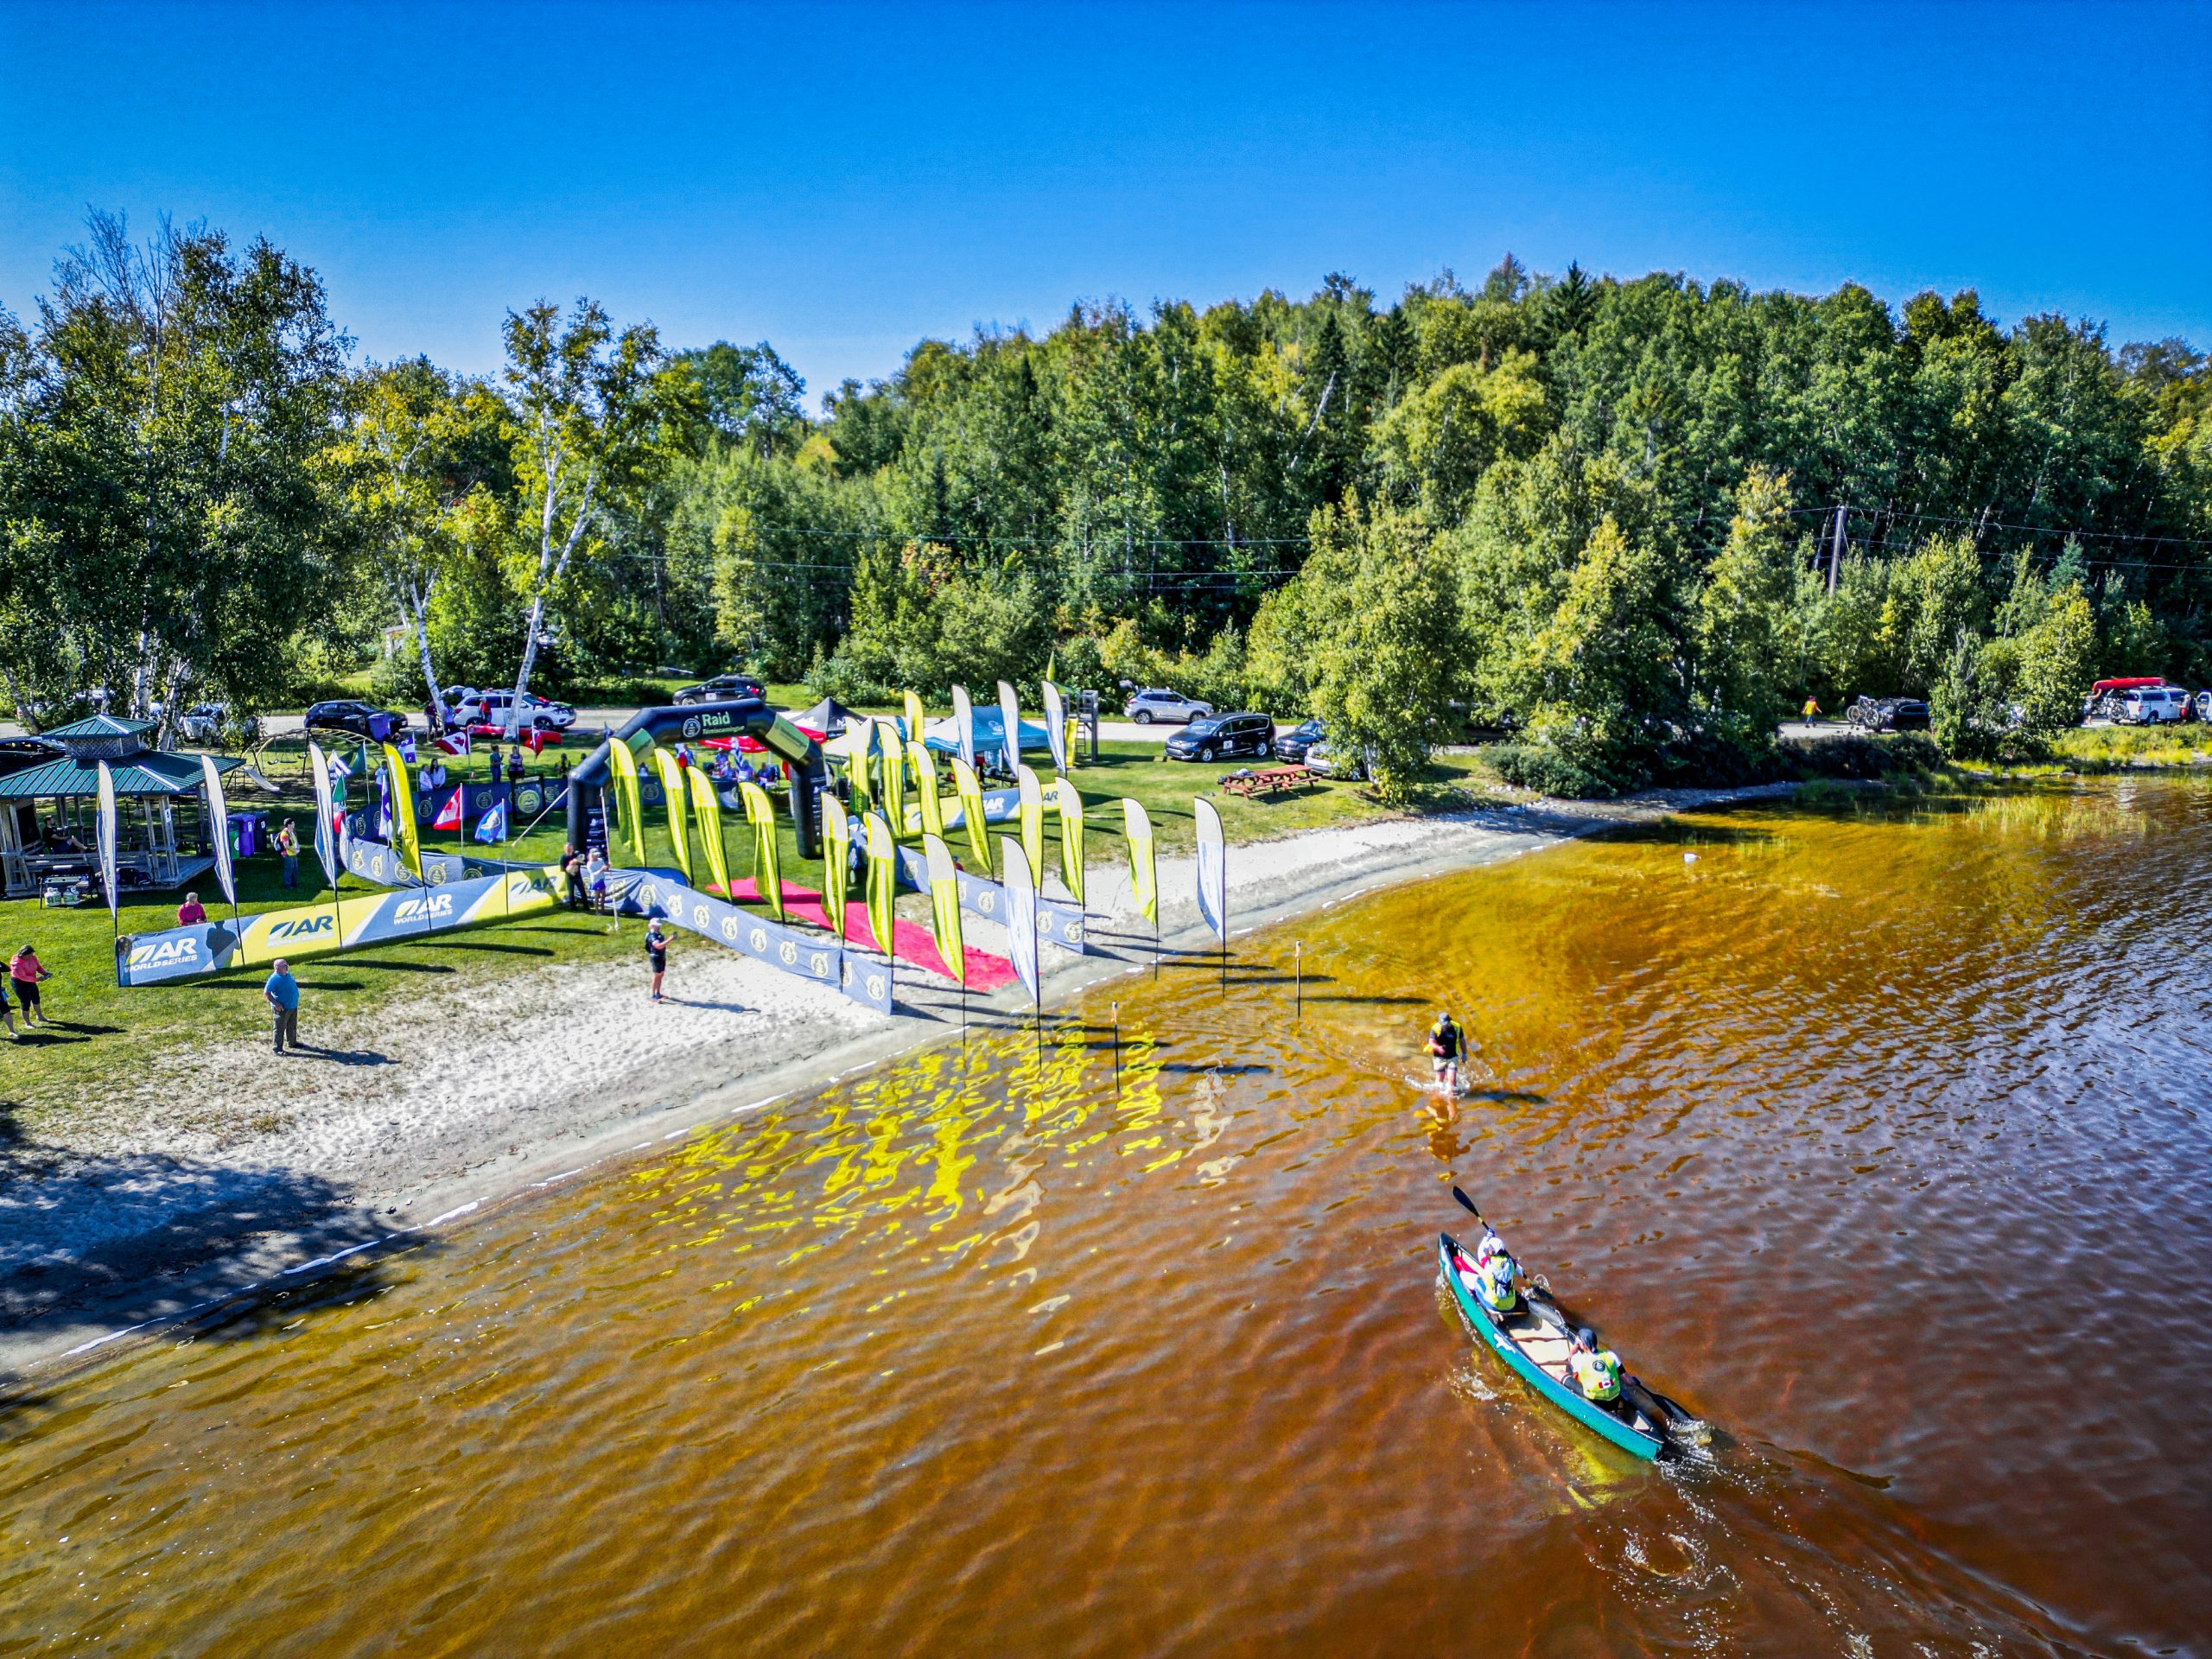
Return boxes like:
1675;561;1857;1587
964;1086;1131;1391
2044;722;2212;768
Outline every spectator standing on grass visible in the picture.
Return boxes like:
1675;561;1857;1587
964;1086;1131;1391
0;976;16;1041
560;844;586;909
585;846;609;912
276;819;300;888
506;749;524;788
645;918;670;1002
265;958;301;1052
10;946;50;1027
177;891;207;926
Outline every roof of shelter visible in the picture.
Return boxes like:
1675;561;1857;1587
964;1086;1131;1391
0;751;243;800
39;715;156;741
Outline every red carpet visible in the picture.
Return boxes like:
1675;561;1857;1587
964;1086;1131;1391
712;878;1017;991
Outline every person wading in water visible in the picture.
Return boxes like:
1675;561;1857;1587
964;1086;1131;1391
1425;1009;1465;1096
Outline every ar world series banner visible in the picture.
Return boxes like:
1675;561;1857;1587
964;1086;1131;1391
118;867;563;986
618;871;893;1015
890;843;1085;953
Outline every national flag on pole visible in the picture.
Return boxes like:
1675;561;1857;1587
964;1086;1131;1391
474;799;508;842
399;733;417;764
326;749;354;779
436;729;471;757
523;728;550;756
433;787;464;831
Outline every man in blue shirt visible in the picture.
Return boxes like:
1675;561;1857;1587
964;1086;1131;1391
265;958;302;1053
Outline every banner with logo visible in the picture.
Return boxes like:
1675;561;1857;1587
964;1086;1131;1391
199;753;237;909
380;743;422;878
1122;798;1158;925
922;832;966;988
1049;774;1084;906
96;760;118;925
608;735;647;861
1015;764;1045;882
821;790;852;938
952;683;976;772
1042;680;1068;774
118;865;563;986
685;764;733;898
1195;795;1227;944
865;811;898;960
615;872;892;1016
878;718;906;841
996;680;1022;775
308;740;341;889
739;779;783;921
951;755;991;872
903;690;926;747
651;748;692;883
906;740;944;839
890;842;1085;954
1001;833;1039;1006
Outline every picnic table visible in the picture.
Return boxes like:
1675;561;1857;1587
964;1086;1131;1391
1220;765;1312;800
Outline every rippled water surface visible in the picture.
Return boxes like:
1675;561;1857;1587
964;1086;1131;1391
7;779;2212;1656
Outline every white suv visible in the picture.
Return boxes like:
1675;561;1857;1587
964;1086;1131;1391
1123;687;1212;725
2119;685;2190;724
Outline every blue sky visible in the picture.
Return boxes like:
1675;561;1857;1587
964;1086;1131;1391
3;1;2206;404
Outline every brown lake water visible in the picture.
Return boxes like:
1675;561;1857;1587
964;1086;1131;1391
4;779;2210;1656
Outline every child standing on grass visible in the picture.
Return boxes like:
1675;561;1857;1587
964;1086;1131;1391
0;976;16;1040
10;946;49;1027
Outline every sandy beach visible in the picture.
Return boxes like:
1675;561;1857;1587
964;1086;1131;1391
0;784;1796;1379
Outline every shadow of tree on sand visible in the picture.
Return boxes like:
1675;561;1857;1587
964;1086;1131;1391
0;1098;422;1382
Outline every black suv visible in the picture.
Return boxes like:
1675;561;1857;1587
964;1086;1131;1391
673;674;766;706
1165;712;1276;763
305;700;409;741
1274;718;1325;762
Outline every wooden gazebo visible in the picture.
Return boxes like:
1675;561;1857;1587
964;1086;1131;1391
0;715;241;901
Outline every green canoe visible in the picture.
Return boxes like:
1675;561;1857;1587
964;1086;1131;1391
1438;1230;1673;1460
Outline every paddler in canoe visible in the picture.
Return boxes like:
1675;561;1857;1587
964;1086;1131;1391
1441;1188;1704;1456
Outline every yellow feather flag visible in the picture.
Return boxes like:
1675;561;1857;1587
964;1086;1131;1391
846;720;874;812
607;736;647;862
380;743;422;876
1121;798;1157;925
1015;764;1045;884
950;755;990;873
1050;774;1085;906
923;832;966;988
907;740;944;838
864;810;898;959
650;749;693;884
683;765;732;897
821;789;852;939
878;718;906;838
903;690;926;750
739;779;783;921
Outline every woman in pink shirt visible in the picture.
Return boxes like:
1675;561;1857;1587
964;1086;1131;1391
177;892;207;926
10;945;50;1026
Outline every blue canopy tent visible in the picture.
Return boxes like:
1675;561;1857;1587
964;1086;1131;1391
920;709;1052;761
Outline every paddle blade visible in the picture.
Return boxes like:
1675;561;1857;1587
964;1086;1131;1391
1450;1185;1484;1223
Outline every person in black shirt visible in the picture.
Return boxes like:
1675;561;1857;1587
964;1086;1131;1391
1425;1009;1465;1096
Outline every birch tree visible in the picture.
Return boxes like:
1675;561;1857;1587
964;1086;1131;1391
322;359;505;725
498;298;671;738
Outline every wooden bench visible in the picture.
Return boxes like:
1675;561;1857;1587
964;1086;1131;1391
1221;765;1312;800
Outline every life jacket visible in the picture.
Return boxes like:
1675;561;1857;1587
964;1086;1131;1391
1477;1255;1520;1313
1571;1347;1623;1402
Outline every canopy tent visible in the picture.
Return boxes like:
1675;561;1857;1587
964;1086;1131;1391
0;715;245;899
922;709;1052;760
798;696;859;737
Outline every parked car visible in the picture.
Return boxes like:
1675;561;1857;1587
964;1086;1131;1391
475;690;576;731
174;702;260;745
305;700;410;741
2196;690;2212;723
2082;677;2171;723
1302;740;1370;780
2113;684;2191;724
1123;687;1212;725
1846;696;1930;732
435;685;483;721
673;674;766;706
1165;712;1275;763
1274;718;1325;763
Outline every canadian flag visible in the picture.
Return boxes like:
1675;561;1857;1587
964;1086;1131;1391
436;730;471;757
523;728;550;755
433;787;464;830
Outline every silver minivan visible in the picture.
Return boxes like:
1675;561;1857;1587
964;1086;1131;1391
1123;687;1212;725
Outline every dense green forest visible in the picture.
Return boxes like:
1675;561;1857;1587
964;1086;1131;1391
3;214;2208;794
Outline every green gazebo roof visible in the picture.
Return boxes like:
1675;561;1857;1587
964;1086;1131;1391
39;715;156;741
0;751;242;801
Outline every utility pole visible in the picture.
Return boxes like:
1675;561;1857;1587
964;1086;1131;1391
1827;505;1847;595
